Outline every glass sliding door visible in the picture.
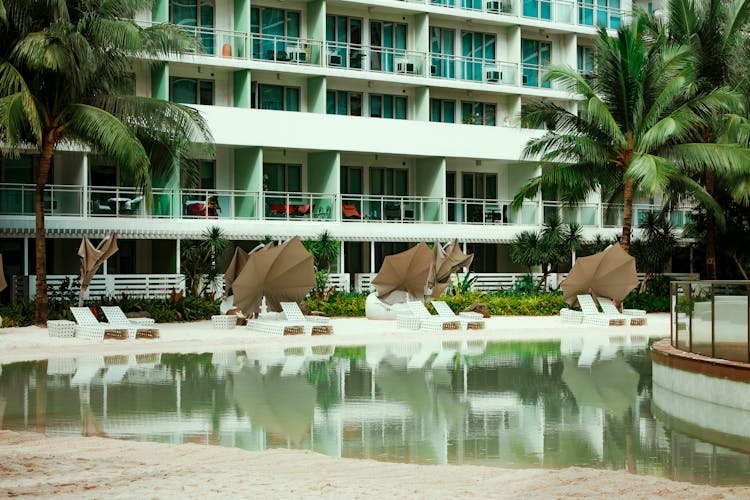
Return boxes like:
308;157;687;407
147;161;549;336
461;31;496;82
370;21;407;73
461;101;496;125
522;39;551;88
251;7;301;61
172;1;215;54
523;0;551;20
430;99;455;123
326;16;363;69
431;27;455;78
327;91;363;116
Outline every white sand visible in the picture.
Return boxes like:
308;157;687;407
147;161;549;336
3;313;748;498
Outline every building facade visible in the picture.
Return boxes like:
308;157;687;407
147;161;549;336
0;0;687;292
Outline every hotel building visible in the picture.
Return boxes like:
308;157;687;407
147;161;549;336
0;0;687;296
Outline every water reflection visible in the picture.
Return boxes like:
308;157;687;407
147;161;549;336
0;335;748;486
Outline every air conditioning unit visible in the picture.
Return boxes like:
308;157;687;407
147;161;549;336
485;70;501;82
396;60;415;74
486;0;500;12
327;53;343;66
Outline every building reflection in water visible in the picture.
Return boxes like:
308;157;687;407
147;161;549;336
0;334;748;486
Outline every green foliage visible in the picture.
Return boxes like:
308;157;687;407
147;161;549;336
630;212;677;277
303;231;340;272
0;303;35;327
510;217;582;290
181;226;229;297
623;275;673;312
445;272;478;296
305;292;367;317
0;295;219;326
440;291;567;316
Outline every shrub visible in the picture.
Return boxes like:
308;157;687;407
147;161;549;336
305;292;367;317
441;291;567;316
0;303;35;327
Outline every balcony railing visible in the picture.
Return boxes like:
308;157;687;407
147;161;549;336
341;194;443;223
0;183;691;229
430;54;518;85
671;281;750;363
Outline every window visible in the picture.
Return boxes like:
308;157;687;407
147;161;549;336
461;101;496;126
252;84;300;111
462;172;497;199
326;15;364;69
522;39;551;88
327;90;363;116
370;20;407;72
430;99;456;123
199;160;215;189
251;7;301;61
370;167;407;196
263;163;301;192
461;31;496;82
369;94;407;120
578;0;621;28
170;78;214;105
577;46;595;78
430;27;455;78
171;0;215;54
341;166;363;194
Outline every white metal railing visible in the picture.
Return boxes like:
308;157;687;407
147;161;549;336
355;271;701;295
522;0;575;23
576;2;627;29
14;274;185;302
341;194;444;223
0;183;691;229
430;53;518;85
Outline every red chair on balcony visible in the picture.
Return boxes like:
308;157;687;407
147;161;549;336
342;203;364;219
269;202;294;216
296;204;311;216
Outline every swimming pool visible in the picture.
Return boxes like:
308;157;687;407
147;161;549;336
0;337;747;486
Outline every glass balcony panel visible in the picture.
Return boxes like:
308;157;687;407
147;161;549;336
690;282;713;357
712;283;750;363
0;184;34;215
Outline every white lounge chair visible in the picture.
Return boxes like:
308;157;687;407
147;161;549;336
100;306;160;339
70;307;129;340
597;297;647;326
576;295;627;327
403;301;460;333
280;302;333;335
431;300;485;330
246;318;305;336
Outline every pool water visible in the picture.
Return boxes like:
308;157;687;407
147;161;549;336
0;338;748;486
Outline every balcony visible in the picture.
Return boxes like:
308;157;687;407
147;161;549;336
341;195;443;223
430;54;518;85
0;183;691;230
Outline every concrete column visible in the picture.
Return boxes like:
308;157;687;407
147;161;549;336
307;0;326;40
234;147;263;218
234;0;251;58
152;0;168;23
307;76;327;114
308;151;340;219
415;157;446;222
414;87;430;122
233;70;251;108
561;33;577;70
151;63;169;100
82;154;89;217
370;241;375;273
414;13;429;54
508;26;521;86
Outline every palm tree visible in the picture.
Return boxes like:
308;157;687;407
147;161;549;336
0;1;213;324
661;0;750;278
511;11;749;255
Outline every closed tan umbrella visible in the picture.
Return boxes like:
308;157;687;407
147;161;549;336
78;233;118;306
372;242;432;301
223;247;248;297
561;244;638;306
428;240;473;299
232;236;315;315
224;242;276;298
0;254;7;293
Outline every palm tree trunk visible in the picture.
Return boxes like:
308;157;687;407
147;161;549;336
705;168;717;279
621;177;634;254
34;133;56;326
